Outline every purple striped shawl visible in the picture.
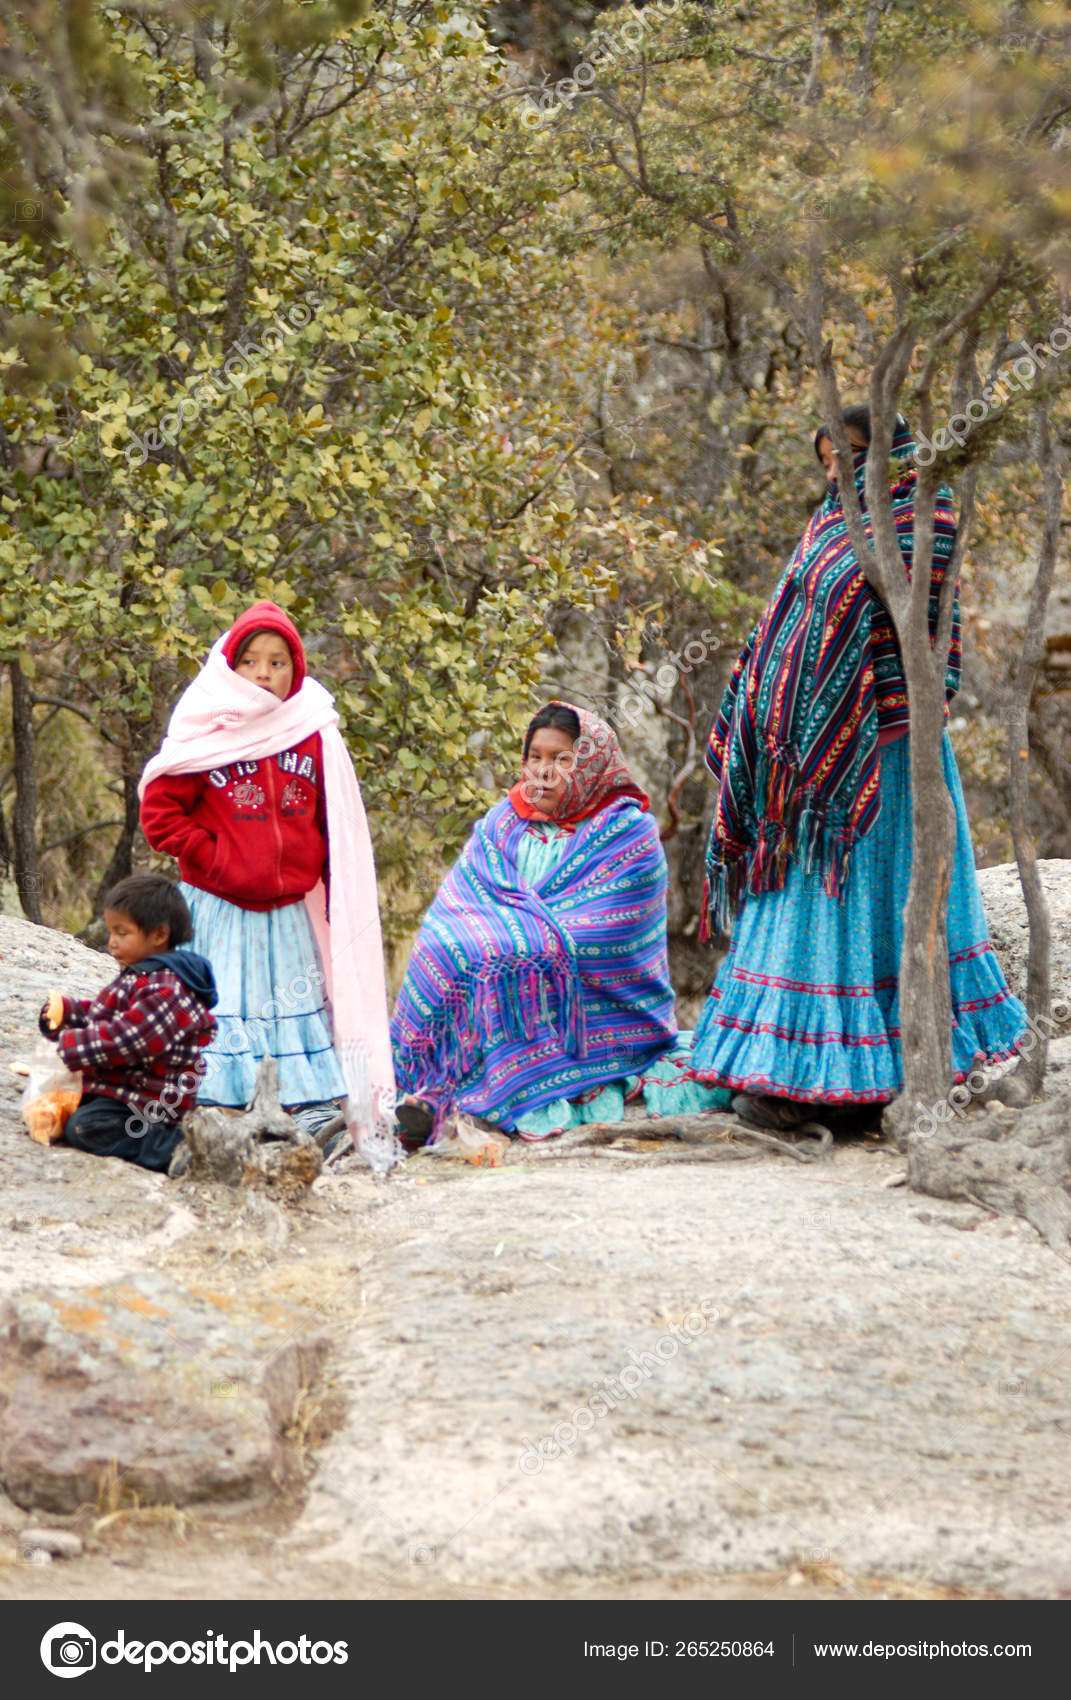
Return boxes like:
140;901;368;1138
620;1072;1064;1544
390;796;678;1132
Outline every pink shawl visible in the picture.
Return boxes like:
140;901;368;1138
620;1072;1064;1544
139;634;397;1164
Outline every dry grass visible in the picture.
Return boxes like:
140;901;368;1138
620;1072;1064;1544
252;1254;362;1317
93;1504;195;1539
91;1459;193;1540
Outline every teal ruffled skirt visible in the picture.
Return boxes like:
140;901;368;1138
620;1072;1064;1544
691;734;1027;1103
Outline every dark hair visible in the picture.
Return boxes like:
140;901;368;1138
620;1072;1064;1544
102;874;193;948
813;404;914;464
232;626;291;667
523;703;581;759
814;404;872;464
840;403;872;441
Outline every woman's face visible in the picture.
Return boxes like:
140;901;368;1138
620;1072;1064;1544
818;425;870;480
522;726;576;814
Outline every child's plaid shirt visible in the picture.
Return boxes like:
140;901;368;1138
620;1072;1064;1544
57;967;216;1124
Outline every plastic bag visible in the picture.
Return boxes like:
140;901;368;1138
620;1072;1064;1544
11;1043;82;1145
429;1115;510;1167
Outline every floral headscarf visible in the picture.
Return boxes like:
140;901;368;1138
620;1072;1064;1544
509;701;649;828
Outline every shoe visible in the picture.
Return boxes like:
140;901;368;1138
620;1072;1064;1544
168;1141;191;1179
396;1099;434;1150
321;1126;351;1160
288;1100;345;1139
731;1093;812;1131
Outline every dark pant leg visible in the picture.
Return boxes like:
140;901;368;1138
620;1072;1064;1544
64;1095;182;1172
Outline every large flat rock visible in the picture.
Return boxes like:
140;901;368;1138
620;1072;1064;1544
0;1271;330;1513
292;1151;1071;1593
977;858;1071;1006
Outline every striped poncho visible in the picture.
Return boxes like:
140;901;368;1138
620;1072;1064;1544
390;795;678;1132
702;424;960;936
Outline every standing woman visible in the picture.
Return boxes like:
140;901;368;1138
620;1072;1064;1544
139;601;396;1158
691;408;1027;1127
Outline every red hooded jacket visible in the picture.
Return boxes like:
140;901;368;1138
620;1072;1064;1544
140;603;328;910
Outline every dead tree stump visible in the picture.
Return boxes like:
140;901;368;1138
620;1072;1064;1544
907;1094;1071;1258
175;1057;323;1198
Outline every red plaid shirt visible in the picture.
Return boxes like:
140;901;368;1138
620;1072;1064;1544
57;968;216;1123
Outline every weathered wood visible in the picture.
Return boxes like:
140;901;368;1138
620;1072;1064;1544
174;1056;323;1197
502;1112;833;1164
522;1143;762;1164
907;1096;1071;1259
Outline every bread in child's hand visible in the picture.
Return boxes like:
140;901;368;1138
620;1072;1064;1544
39;990;65;1038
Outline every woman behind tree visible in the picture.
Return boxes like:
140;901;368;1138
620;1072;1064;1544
392;702;730;1142
691;408;1027;1128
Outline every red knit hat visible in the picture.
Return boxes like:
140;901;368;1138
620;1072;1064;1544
221;601;306;699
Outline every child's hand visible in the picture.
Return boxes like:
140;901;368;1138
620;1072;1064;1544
38;991;67;1038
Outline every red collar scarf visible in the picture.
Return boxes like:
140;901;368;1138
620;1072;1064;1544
508;702;649;830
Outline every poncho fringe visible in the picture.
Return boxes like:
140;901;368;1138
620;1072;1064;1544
391;955;586;1109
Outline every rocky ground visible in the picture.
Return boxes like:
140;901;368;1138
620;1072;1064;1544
0;887;1069;1602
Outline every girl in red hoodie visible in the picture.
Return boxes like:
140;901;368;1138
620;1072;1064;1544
139;603;396;1153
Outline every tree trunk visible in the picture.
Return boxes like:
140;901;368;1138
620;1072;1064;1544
809;325;960;1133
0;778;13;880
91;764;143;916
1005;406;1064;1096
8;659;42;924
908;1095;1071;1260
178;1056;323;1195
887;657;956;1144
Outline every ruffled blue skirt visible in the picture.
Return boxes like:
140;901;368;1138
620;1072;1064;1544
179;883;346;1109
691;734;1027;1103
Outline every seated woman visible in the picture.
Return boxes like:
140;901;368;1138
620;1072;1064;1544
391;702;731;1142
691;406;1027;1128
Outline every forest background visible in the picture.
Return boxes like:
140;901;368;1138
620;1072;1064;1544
0;0;1068;1008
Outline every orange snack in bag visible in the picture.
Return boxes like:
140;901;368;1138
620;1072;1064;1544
24;1087;81;1145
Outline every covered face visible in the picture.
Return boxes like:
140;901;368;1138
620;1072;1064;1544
221;601;306;701
815;424;869;480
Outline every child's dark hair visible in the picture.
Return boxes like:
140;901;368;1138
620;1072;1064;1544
232;626;292;667
523;703;581;759
103;874;192;948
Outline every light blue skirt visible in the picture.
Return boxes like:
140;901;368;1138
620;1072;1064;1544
691;734;1027;1104
179;883;347;1109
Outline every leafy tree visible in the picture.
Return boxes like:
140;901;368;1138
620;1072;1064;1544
0;0;720;955
531;0;1071;1135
